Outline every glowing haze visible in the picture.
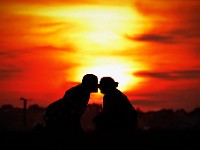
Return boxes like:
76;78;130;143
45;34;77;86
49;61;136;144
0;0;200;112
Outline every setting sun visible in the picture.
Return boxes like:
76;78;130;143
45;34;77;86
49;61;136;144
66;57;144;92
45;4;151;93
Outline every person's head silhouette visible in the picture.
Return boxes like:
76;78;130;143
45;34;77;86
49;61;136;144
99;77;119;94
81;74;98;93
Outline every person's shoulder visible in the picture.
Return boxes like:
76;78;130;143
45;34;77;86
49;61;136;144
66;84;82;93
115;89;126;97
115;89;131;102
47;99;62;108
63;84;83;98
45;99;60;115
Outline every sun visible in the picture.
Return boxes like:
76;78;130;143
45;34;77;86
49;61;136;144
84;65;132;91
67;57;142;92
50;4;150;93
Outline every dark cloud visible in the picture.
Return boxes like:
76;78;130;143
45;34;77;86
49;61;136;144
131;99;163;106
125;27;200;44
26;45;75;52
0;50;25;79
0;49;21;58
132;0;200;44
134;0;200;17
170;28;200;39
0;67;23;79
125;34;175;44
192;47;200;57
127;80;200;112
0;51;15;57
134;69;200;80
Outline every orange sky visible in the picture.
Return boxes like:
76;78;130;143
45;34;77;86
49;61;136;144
0;0;200;112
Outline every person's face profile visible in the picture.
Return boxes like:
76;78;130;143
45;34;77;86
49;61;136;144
90;80;98;93
98;83;106;94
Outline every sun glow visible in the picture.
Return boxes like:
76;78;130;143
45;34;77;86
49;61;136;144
8;3;151;92
10;4;150;51
67;57;143;92
65;5;148;52
85;65;131;91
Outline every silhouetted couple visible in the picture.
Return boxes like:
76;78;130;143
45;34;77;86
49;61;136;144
43;74;137;146
93;77;137;137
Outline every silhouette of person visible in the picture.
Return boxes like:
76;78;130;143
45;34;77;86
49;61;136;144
93;77;137;140
43;74;98;140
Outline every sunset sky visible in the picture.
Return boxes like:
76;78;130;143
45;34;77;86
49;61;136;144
0;0;200;112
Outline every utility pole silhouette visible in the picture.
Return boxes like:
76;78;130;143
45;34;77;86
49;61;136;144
20;97;31;130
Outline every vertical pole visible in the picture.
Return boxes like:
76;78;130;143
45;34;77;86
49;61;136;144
20;97;28;130
23;99;27;129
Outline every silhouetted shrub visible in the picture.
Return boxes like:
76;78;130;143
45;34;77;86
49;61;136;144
1;104;14;111
28;104;44;111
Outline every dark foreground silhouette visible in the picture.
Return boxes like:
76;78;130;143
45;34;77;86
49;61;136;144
0;128;199;150
0;106;200;149
1;74;200;149
43;74;98;138
93;77;138;138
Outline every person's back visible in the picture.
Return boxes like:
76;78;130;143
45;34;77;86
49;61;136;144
43;74;98;136
60;84;90;135
103;88;137;133
62;84;90;120
44;99;64;131
94;77;138;137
